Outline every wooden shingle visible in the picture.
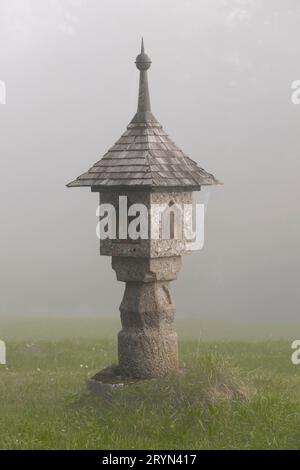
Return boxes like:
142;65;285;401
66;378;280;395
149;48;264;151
68;45;221;190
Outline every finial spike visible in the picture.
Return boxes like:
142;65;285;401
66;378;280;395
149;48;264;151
132;39;157;124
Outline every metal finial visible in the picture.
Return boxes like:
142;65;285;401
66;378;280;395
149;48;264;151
131;39;157;123
135;38;151;71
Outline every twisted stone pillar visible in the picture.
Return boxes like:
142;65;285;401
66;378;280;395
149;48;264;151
112;256;182;378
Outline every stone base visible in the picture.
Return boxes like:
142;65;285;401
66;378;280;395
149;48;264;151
87;366;150;394
87;365;187;394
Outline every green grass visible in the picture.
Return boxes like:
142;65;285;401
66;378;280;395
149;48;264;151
1;316;300;341
0;317;300;450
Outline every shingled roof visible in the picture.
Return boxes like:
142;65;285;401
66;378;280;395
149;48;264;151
67;40;221;190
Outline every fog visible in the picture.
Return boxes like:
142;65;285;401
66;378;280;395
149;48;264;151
0;0;299;323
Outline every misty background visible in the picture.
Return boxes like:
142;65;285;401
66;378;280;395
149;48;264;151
0;0;299;323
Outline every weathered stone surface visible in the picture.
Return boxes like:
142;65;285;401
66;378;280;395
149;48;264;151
67;42;221;383
150;191;193;258
118;328;178;378
99;189;191;378
113;256;181;378
112;257;182;282
100;190;195;258
100;190;151;258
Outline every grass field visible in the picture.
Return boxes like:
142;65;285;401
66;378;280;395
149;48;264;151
0;317;300;450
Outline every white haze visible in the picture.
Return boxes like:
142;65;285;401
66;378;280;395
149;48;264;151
0;0;299;323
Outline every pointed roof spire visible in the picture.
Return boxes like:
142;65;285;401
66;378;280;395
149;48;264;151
67;41;222;190
131;39;158;123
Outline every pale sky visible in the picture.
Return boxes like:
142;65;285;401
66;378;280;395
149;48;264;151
0;0;299;322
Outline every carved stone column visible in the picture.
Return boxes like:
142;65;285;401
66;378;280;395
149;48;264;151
112;256;182;378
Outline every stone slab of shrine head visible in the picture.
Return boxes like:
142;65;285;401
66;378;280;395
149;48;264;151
67;40;221;388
